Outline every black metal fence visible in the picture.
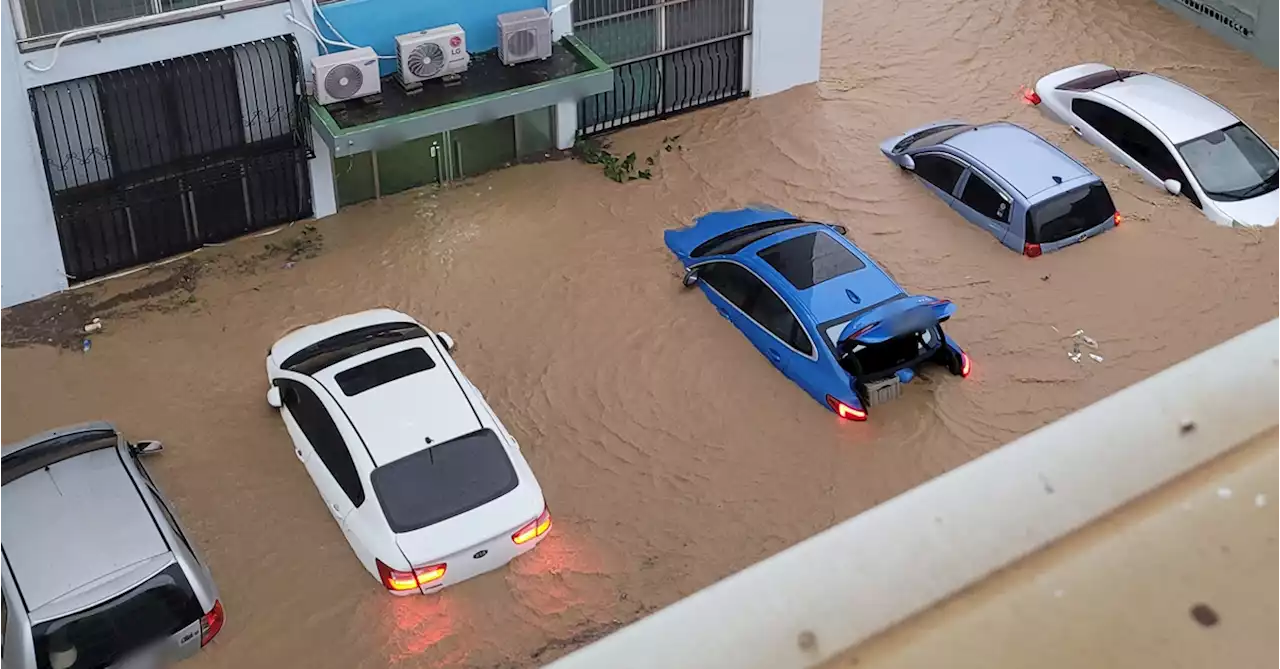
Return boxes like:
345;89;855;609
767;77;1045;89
579;37;745;135
573;0;750;136
30;36;313;281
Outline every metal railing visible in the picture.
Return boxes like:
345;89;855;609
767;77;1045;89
14;0;229;39
572;0;751;135
29;36;313;281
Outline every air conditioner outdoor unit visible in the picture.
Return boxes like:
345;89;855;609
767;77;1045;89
396;24;470;84
311;47;381;105
497;8;553;65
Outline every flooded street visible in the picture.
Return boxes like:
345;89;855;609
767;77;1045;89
2;0;1276;666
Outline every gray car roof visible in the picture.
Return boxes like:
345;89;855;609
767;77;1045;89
2;425;169;615
943;122;1093;198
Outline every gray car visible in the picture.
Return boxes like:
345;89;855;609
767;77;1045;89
2;423;223;669
880;120;1121;256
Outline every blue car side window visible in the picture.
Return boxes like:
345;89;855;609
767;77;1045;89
700;261;815;357
749;288;814;357
699;261;761;312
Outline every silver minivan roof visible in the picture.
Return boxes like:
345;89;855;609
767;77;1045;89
2;427;169;616
944;122;1093;198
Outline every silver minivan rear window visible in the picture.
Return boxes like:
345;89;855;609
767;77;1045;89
31;562;202;669
1028;182;1116;244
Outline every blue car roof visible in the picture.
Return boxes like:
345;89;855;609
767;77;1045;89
733;226;906;325
943;123;1094;199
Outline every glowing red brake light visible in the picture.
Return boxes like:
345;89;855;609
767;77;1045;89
1024;242;1042;258
826;395;867;421
960;352;971;378
1020;86;1042;105
377;559;447;592
200;600;224;647
1113;211;1123;226
513;506;552;545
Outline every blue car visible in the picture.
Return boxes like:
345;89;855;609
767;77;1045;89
665;207;970;421
880;120;1122;256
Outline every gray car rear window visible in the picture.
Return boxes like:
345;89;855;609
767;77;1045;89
370;429;519;534
334;348;437;397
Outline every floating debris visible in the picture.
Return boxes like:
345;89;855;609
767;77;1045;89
81;338;91;353
1066;329;1104;364
1255;494;1267;508
83;317;103;334
1217;487;1233;499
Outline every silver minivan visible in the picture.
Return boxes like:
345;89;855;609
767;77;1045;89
2;423;223;669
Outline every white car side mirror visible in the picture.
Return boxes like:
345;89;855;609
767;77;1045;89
436;332;456;352
267;386;283;409
900;154;916;171
131;440;164;456
1163;179;1182;196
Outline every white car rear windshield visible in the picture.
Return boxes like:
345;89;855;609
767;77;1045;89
371;429;518;534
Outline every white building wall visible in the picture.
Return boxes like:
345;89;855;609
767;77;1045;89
1;0;66;308
748;0;823;98
1;0;335;308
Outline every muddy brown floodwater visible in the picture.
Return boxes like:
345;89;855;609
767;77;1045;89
3;0;1277;666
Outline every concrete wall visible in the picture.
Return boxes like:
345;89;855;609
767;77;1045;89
1153;0;1277;68
1;0;337;308
748;0;824;98
314;0;544;76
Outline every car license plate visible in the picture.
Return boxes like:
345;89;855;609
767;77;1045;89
864;376;902;406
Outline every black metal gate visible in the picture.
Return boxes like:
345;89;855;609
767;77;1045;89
30;36;313;282
574;0;751;136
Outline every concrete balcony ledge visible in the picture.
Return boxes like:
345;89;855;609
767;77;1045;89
546;319;1280;669
311;35;612;158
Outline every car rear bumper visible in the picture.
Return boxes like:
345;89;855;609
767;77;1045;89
401;529;547;596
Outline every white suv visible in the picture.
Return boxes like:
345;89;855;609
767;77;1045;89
2;424;224;669
1031;63;1278;228
265;309;550;595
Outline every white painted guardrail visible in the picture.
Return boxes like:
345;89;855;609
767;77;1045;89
545;319;1280;669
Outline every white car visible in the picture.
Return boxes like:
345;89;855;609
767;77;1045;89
264;309;550;595
1030;63;1278;227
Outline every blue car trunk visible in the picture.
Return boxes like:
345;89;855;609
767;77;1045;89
837;296;958;384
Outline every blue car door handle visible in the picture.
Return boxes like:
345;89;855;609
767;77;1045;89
717;307;731;319
767;349;782;363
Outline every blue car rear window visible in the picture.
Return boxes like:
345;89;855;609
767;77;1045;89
689;219;809;258
757;232;866;290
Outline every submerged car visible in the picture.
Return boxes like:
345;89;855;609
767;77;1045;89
1029;63;1278;228
265;309;550;595
881;120;1121;256
665;207;970;421
2;423;224;669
